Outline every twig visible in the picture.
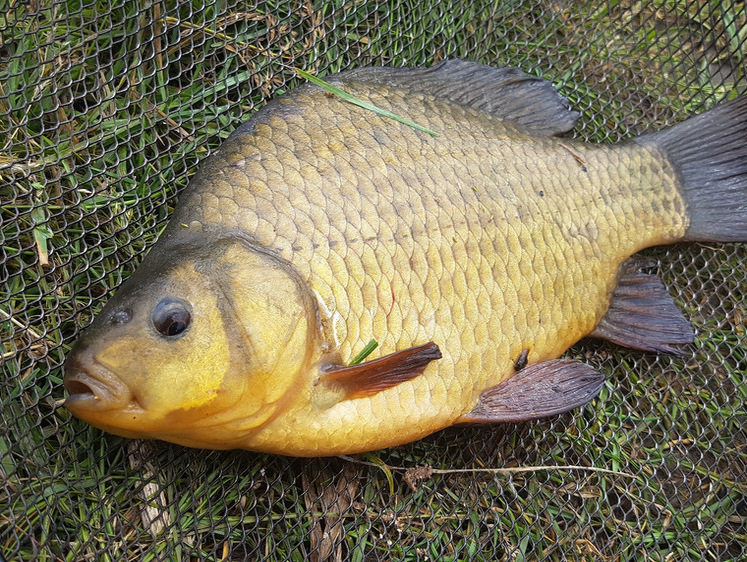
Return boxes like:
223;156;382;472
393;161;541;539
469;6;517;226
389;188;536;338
338;455;639;480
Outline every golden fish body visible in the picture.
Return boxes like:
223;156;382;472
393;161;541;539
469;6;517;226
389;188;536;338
63;61;747;455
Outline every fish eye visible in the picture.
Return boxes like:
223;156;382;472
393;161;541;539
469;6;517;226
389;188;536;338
152;298;192;338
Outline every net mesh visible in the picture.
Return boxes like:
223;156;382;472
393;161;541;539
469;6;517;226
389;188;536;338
2;0;745;560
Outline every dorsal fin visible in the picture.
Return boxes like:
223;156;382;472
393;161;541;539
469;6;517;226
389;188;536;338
320;342;442;400
339;59;579;136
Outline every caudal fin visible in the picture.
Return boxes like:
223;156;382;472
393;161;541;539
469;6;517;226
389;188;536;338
639;96;747;242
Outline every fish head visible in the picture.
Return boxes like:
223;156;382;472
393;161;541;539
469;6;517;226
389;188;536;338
63;237;318;448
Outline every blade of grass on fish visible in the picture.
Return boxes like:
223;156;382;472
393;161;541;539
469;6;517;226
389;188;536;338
295;68;439;137
349;339;379;366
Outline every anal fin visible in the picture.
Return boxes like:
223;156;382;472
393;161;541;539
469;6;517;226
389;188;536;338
590;260;694;354
458;359;604;423
321;342;442;400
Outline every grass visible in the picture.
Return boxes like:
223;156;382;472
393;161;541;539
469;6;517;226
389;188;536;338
1;0;746;560
295;68;440;135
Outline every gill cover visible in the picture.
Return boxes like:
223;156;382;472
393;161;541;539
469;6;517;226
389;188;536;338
63;238;317;448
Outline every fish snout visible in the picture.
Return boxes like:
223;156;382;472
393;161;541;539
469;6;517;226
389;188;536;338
63;349;132;412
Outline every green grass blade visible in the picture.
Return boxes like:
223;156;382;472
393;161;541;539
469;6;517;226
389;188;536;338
349;339;379;366
296;68;440;137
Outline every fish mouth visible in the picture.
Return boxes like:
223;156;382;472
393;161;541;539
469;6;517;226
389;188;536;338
63;352;133;412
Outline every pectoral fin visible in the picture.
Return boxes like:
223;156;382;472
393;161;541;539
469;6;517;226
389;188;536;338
321;342;442;400
458;359;604;423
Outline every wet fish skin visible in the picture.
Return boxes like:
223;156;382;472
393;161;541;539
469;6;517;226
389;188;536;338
63;61;747;455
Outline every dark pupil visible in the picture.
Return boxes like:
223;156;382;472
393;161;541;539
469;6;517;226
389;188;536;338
152;298;191;338
163;312;188;336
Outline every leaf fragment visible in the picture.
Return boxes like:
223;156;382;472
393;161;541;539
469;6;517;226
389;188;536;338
32;207;52;266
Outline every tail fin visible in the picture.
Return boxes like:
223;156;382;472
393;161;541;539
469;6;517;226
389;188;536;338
638;96;747;242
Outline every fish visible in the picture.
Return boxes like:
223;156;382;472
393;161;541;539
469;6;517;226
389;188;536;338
63;60;747;456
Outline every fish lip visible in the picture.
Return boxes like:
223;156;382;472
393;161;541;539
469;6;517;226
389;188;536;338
63;355;133;412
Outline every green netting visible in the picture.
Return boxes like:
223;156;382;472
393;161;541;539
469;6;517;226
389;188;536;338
1;1;745;560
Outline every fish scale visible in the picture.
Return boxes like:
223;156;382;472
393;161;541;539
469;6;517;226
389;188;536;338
162;86;686;452
63;61;747;455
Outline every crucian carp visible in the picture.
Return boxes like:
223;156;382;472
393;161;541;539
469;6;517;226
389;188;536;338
63;60;747;456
